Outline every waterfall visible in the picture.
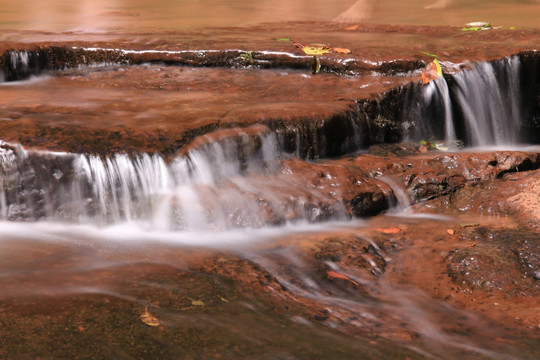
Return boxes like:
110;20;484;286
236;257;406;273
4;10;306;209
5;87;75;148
404;56;523;147
452;56;521;147
0;130;347;231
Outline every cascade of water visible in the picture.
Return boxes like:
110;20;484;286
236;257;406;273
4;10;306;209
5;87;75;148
404;56;522;147
0;130;348;231
452;56;521;147
402;75;455;145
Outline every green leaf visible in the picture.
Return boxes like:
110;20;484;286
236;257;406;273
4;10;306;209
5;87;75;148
433;59;443;76
276;38;291;42
421;51;438;58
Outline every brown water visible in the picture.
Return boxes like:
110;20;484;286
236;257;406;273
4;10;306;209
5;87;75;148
2;0;540;32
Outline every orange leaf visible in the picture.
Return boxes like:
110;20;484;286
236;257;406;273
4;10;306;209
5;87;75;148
447;229;455;235
345;25;360;31
421;59;443;85
333;47;351;54
465;242;477;248
375;227;401;234
327;270;359;286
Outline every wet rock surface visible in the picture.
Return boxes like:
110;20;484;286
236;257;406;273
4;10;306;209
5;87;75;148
0;20;539;360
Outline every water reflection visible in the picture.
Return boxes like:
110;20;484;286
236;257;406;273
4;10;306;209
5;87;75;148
2;0;540;32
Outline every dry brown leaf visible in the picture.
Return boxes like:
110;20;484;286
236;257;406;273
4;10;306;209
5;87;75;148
465;243;477;248
141;307;160;327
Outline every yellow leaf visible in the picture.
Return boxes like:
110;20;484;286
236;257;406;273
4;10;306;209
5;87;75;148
191;299;205;307
220;296;229;303
302;45;331;55
344;25;360;31
141;307;160;327
333;47;351;54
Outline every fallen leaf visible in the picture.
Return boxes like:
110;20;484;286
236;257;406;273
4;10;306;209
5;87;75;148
421;59;443;85
344;24;360;31
460;223;480;228
461;21;492;31
447;229;455;235
220;296;229;303
191;299;205;307
276;37;291;42
465;242;477;248
421;51;438;58
141;307;160;327
333;47;351;54
327;270;359;286
302;44;332;55
375;227;401;234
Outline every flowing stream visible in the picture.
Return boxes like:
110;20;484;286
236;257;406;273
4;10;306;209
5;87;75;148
1;2;539;359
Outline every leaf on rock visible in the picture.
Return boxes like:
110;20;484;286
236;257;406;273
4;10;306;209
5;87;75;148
141;307;160;327
327;270;359;286
302;44;332;55
333;47;351;54
421;51;438;58
375;227;401;234
421;59;443;85
191;299;205;307
461;22;492;31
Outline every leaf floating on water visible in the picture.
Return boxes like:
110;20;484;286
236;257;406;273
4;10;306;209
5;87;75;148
460;223;480;228
344;24;360;31
302;44;332;55
327;270;359;286
375;227;401;234
421;59;443;85
141;307;160;327
333;47;351;54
